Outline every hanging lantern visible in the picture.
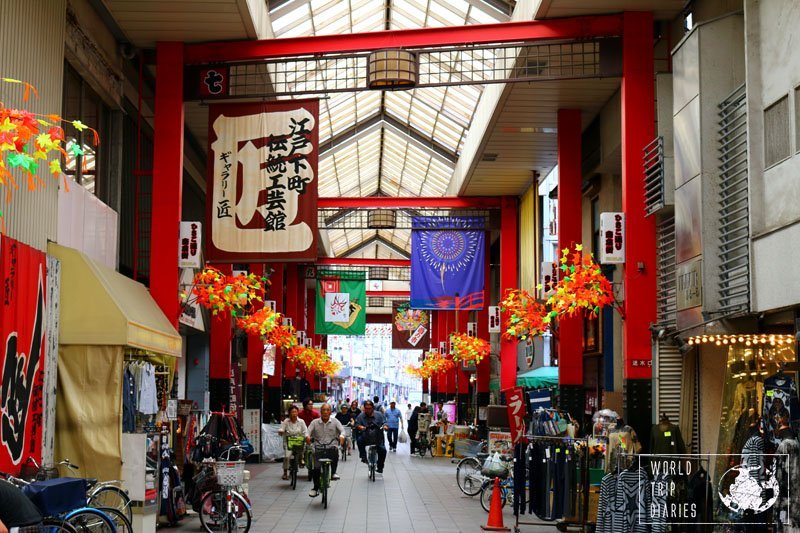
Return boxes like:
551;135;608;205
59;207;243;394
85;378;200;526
367;50;418;89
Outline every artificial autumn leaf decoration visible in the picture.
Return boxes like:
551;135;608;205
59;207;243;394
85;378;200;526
0;78;101;217
236;307;283;338
547;244;613;318
191;266;269;316
286;345;342;376
500;244;614;341
450;332;490;364
405;350;455;379
500;288;551;341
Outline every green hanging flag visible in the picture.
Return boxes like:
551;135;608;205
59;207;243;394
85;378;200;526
315;270;366;336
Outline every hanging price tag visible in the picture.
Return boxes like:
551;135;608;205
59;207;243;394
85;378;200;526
664;431;672;437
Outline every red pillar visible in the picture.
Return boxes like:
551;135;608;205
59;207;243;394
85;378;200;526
622;11;656;380
150;42;184;326
437;311;447;400
209;264;232;411
621;11;656;444
306;287;319;391
476;240;490;398
499;197;518;392
456;310;469;395
557;109;583;386
246;264;265;386
267;264;285;389
430;312;439;400
284;265;299;380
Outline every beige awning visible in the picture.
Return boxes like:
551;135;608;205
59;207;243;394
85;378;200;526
48;243;181;357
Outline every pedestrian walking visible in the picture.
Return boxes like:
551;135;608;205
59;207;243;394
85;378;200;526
385;401;403;452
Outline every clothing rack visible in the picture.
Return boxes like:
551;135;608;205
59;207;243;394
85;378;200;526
515;435;591;533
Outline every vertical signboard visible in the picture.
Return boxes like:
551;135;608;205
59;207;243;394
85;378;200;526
0;236;47;474
600;212;625;264
179;221;202;268
504;387;526;446
206;101;319;262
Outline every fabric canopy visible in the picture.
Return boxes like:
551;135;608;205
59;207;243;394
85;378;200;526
516;366;559;389
48;243;180;356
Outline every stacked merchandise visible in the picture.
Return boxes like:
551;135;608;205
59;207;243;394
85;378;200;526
529;408;575;437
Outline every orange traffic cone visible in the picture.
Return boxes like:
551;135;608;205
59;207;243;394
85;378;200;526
480;477;510;531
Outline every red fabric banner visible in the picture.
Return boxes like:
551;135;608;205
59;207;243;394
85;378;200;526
0;237;46;474
206;100;319;262
504;387;526;446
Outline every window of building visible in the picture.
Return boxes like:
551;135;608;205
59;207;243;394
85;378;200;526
62;62;110;197
764;95;790;168
794;86;800;154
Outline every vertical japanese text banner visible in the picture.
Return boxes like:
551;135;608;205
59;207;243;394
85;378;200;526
0;236;47;474
504;387;526;446
206;101;319;262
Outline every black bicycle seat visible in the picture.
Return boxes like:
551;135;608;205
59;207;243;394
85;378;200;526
85;477;98;488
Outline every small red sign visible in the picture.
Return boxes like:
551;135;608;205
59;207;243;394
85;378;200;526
199;67;229;97
504;387;526;446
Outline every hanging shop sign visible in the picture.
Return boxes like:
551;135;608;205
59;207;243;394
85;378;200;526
599;212;625;264
178;221;202;268
410;217;485;310
0;236;47;473
197;66;229;98
504;387;526;446
206;100;319;262
488;306;501;333
540;261;558;298
179;268;205;331
467;322;477;337
392;302;429;349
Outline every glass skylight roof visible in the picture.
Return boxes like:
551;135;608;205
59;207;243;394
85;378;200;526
268;0;511;257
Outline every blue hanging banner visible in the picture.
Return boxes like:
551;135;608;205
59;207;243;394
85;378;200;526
410;216;485;310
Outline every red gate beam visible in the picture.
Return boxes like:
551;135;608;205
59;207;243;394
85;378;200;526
185;15;623;64
316;258;410;267
318;197;502;209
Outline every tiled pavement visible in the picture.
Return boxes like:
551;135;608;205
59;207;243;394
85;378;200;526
170;443;557;533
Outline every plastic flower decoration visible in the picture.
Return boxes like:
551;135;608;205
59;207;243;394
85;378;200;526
236;307;282;337
500;288;550;341
547;244;613;318
192;266;269;316
264;323;298;350
404;350;455;379
285;345;342;376
0;78;101;226
450;332;490;364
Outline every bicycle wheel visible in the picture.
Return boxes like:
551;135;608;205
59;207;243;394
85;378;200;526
199;490;251;533
93;507;132;533
290;462;297;490
65;507;116;533
306;449;313;482
88;485;132;525
39;517;80;533
320;462;329;509
480;482;507;513
456;457;484;496
417;438;426;457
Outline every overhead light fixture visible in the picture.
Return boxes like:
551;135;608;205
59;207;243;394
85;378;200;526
367;50;417;90
369;266;389;280
367;209;396;229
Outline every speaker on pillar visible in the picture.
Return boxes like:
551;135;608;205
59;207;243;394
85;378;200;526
558;384;585;427
625;379;653;452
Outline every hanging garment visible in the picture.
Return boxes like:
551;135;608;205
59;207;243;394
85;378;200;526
741;432;765;480
686;466;714;532
616;467;650;533
763;373;800;448
648;473;669;533
122;367;137;432
606;425;642;473
596;472;617;533
650;422;686;455
775;437;800;532
513;442;527;516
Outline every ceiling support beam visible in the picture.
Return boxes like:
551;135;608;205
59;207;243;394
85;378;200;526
318;196;503;208
184;14;623;63
338;234;411;259
316;258;411;267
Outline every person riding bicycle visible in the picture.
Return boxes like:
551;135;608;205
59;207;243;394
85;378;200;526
278;405;308;480
355;400;388;473
0;479;43;533
306;404;345;498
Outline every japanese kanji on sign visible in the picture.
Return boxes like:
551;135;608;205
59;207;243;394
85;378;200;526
504;387;527;446
206;100;319;262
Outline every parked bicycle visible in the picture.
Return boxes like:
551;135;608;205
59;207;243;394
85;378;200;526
1;471;123;533
197;445;252;533
286;436;306;490
21;458;132;525
479;475;515;513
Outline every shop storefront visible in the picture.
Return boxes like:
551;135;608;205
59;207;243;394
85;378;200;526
48;243;181;483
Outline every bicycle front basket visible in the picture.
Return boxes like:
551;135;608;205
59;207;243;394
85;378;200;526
213;461;245;487
287;436;305;448
22;478;87;515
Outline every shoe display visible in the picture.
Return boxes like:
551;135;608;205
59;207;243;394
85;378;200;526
309;489;319;497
